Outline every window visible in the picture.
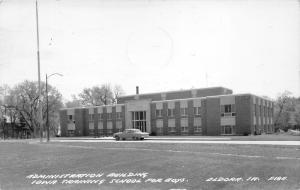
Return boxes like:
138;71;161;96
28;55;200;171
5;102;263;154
98;122;103;135
181;126;188;133
107;113;112;120
168;127;176;132
67;130;75;136
225;105;232;112
221;125;235;135
168;119;176;133
116;121;122;131
98;129;104;135
68;115;74;123
116;112;122;120
156;109;163;118
194;126;202;133
264;107;267;117
156;120;163;134
194;118;201;133
194;107;201;116
107;121;113;134
167;109;174;117
157;127;163;134
181;119;188;133
221;104;236;117
88;114;94;122
180;108;188;116
107;129;113;134
98;113;103;121
131;111;147;132
89;129;94;136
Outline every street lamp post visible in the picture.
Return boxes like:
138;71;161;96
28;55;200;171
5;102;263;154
46;73;63;142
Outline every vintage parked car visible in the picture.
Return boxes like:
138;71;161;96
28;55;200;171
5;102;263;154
113;129;149;141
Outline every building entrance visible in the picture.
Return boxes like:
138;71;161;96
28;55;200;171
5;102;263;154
131;111;147;132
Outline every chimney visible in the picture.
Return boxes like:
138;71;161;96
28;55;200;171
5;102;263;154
136;86;139;95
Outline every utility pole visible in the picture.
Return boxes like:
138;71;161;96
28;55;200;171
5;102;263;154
36;0;43;142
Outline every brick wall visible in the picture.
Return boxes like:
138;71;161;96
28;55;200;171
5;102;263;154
74;108;85;136
201;99;207;135
94;108;99;136
112;107;116;133
59;110;67;136
103;107;107;135
175;101;181;135
122;106;126;131
188;100;194;135
206;97;220;135
150;103;156;134
162;102;168;135
235;95;251;135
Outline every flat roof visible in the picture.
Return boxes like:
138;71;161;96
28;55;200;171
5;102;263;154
151;93;273;103
118;86;232;98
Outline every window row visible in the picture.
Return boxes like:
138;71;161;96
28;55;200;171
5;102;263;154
88;112;123;122
156;126;202;134
253;105;273;117
156;118;201;128
156;107;201;118
96;121;123;129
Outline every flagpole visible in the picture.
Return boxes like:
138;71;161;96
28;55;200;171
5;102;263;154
36;0;43;142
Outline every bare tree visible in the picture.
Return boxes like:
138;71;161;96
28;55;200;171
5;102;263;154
75;84;125;107
65;95;82;108
5;80;63;135
274;90;293;129
99;84;114;105
112;84;125;104
78;84;114;106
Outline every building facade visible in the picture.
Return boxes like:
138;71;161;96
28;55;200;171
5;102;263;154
59;87;274;137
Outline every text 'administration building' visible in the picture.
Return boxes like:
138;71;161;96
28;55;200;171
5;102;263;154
59;87;274;137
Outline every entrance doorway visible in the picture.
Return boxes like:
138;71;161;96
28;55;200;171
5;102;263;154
131;111;147;132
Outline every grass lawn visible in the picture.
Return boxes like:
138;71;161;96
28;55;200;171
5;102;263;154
0;140;299;190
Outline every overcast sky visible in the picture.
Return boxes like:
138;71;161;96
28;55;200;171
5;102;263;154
0;0;299;101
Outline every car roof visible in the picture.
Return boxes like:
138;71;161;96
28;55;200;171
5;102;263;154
125;129;140;131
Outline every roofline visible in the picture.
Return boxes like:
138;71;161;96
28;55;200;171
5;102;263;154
204;93;274;101
118;86;232;98
151;93;274;103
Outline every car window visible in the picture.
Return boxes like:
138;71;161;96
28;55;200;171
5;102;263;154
125;130;133;133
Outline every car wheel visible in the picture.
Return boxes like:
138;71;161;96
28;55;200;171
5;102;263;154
140;137;144;140
122;138;126;141
115;136;120;141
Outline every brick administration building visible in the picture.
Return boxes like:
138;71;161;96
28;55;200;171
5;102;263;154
59;87;274;137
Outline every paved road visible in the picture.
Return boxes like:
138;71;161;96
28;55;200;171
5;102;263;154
52;137;300;146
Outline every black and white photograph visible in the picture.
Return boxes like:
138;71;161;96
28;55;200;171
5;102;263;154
0;0;299;189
